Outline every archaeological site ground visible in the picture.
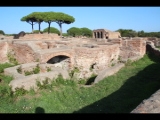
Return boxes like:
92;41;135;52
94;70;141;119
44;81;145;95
1;29;160;113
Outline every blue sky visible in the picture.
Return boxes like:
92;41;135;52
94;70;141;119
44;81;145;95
0;7;160;34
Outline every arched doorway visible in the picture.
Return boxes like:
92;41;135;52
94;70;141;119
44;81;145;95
47;55;70;70
105;33;109;39
97;32;100;38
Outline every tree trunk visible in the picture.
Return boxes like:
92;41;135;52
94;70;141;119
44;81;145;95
31;22;34;34
38;22;41;34
58;23;62;38
48;22;51;34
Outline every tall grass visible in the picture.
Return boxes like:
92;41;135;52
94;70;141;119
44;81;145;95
0;53;160;113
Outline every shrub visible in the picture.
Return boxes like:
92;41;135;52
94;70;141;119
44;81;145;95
36;77;50;90
7;51;19;65
33;30;43;34
0;30;5;35
17;65;22;74
43;27;60;35
14;87;28;96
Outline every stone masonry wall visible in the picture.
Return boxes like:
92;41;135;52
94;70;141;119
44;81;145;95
119;39;146;60
19;33;60;40
146;41;160;57
0;41;10;63
74;44;120;71
9;42;36;64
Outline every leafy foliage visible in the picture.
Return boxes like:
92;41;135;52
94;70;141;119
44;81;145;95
81;27;92;37
24;64;40;76
0;63;14;73
54;12;75;37
43;12;56;34
62;33;69;37
116;29;160;38
67;27;82;37
67;27;92;37
36;77;50;90
7;52;19;65
21;11;75;36
0;30;5;35
43;27;60;35
116;29;137;37
14;87;28;96
21;14;37;33
33;30;42;33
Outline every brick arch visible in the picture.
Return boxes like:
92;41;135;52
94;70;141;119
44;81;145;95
41;52;74;67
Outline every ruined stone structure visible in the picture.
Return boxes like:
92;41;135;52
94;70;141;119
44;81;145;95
0;38;146;72
19;33;60;40
3;33;159;113
0;36;146;91
92;29;121;39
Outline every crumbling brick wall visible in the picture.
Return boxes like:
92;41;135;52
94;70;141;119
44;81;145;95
9;42;36;64
74;44;120;71
119;39;146;60
0;41;9;63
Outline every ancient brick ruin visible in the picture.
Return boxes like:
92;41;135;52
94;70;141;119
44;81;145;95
0;32;146;90
92;29;121;39
1;30;159;113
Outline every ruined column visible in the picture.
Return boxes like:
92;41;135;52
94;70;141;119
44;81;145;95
94;32;97;38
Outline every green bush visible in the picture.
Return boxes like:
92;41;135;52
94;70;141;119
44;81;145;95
0;63;14;73
62;33;69;37
0;30;5;35
24;70;33;76
33;30;43;34
43;27;60;35
36;77;50;90
14;87;28;96
7;52;19;65
24;64;40;76
125;59;132;66
17;65;22;74
33;64;40;74
69;67;80;78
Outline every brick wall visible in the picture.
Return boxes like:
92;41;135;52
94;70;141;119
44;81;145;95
119;39;146;59
0;41;9;63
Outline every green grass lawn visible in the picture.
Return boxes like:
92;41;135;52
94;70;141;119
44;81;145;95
1;53;160;113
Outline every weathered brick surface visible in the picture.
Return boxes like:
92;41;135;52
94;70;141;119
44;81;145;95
146;41;160;57
0;38;146;68
120;39;146;59
74;44;120;71
19;33;60;40
0;41;9;63
9;42;36;64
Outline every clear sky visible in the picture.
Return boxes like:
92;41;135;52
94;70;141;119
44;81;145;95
0;7;160;34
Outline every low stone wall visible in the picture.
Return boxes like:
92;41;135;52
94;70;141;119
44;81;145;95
131;42;160;113
131;89;160;113
4;62;70;91
146;41;160;57
94;63;125;83
19;33;60;40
